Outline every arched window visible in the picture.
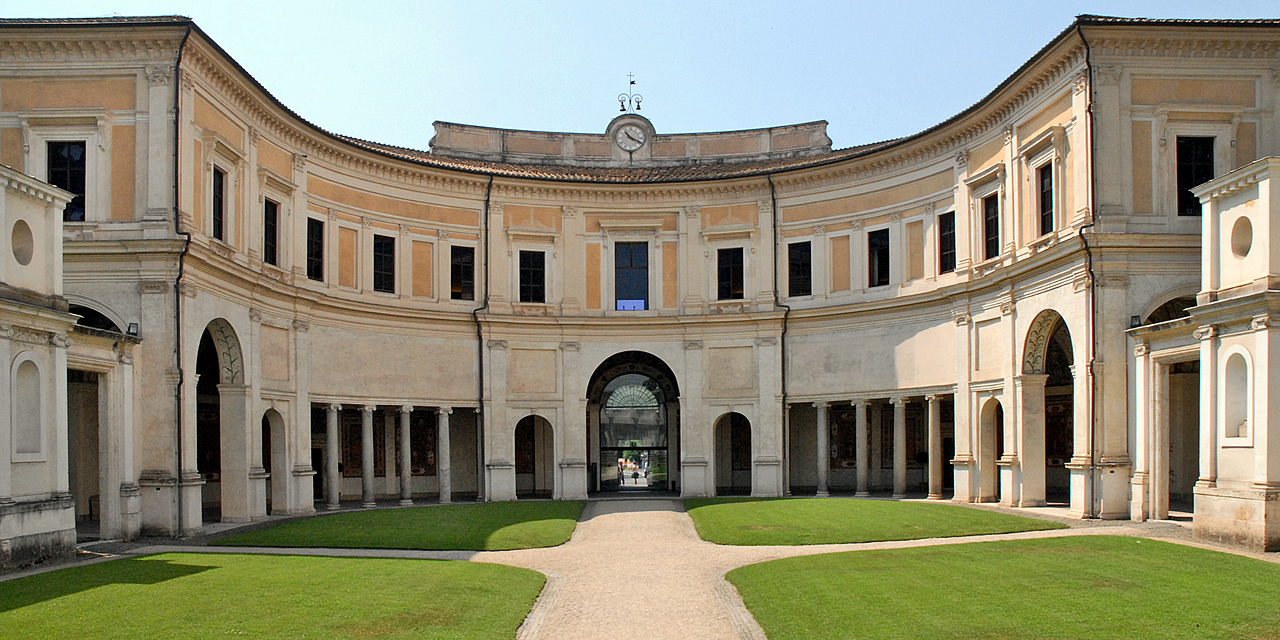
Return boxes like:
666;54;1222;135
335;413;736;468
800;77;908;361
1224;351;1250;439
12;356;42;455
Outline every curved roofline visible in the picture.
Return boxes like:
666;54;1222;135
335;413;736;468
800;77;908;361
11;14;1280;185
432;118;831;138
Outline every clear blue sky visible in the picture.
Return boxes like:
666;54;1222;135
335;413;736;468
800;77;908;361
3;1;1277;150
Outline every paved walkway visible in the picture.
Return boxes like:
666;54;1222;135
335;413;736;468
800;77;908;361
24;498;1280;639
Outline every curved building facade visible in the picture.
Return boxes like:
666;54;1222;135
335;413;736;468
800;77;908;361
2;14;1280;563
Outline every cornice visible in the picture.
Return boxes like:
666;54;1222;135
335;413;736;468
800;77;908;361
181;40;491;199
1087;35;1280;59
773;44;1086;193
0;32;184;63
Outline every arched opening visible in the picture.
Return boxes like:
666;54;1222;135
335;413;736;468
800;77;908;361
1043;321;1074;505
1144;296;1196;325
515;415;553;499
194;318;247;523
978;398;1002;502
68;304;122;333
715;412;752;496
585;351;681;494
262;409;288;514
195;329;223;520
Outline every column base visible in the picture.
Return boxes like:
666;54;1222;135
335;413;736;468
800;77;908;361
892;493;906;499
361;501;376;509
326;502;340;511
816;491;829;498
398;499;413;506
855;491;870;497
927;493;944;500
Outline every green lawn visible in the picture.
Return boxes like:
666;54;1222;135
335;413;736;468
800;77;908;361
0;552;544;639
213;501;584;551
684;498;1065;545
729;536;1280;640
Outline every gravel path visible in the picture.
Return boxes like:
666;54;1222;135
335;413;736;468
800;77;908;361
23;497;1280;639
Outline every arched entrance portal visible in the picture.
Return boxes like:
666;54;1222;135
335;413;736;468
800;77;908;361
586;351;680;494
978;398;1003;503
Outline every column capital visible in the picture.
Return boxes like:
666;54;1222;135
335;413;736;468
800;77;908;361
400;404;414;414
327;403;342;413
890;396;907;406
1193;325;1217;341
812;401;829;409
360;405;377;414
437;407;454;416
925;394;939;403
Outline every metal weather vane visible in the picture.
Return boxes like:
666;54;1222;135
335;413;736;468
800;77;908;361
618;73;642;113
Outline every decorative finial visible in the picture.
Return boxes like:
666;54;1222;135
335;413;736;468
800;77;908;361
618;73;642;113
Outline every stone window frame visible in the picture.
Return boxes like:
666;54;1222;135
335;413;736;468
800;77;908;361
20;109;112;224
703;226;754;305
202;130;245;249
785;238;813;299
964;164;1005;270
864;221;892;290
256;166;296;271
508;230;556;308
1019;125;1065;243
1157;119;1233;229
447;240;478;303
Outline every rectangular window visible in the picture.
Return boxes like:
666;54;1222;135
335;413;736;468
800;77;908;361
614;242;648;311
1037;163;1054;236
1177;136;1214;216
868;229;890;287
212;167;226;241
451;245;475;300
262;199;279;266
306;218;324;281
938;211;956;274
788;241;812;297
717;247;744;300
47;141;86;222
373;234;395;293
519;250;545;303
982;194;1000;260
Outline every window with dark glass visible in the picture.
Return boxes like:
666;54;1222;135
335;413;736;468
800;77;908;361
868;229;890;287
451;245;475;300
788;241;812;297
519;250;545;303
615;242;648;310
1177;136;1214;216
938;211;956;274
982;194;1000;260
47;141;86;222
1037;163;1054;236
262;199;279;266
306;217;324;281
717;247;744;300
211;167;226;240
373;234;395;293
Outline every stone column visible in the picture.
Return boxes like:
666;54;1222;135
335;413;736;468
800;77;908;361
855;400;869;496
325;404;340;510
360;405;376;508
927;395;943;499
892;397;907;498
814;402;829;497
437;407;452;504
398;405;413;506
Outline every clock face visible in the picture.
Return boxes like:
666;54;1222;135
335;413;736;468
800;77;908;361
616;124;646;152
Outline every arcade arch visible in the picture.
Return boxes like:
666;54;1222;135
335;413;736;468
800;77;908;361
585;351;681;494
194;318;257;523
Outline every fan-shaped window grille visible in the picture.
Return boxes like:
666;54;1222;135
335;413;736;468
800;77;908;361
605;385;659;410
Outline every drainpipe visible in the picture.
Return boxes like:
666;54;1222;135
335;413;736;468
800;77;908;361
1076;23;1100;519
171;25;194;538
472;176;494;500
768;175;791;496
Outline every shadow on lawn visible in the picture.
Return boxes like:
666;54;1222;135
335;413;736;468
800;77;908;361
0;556;215;613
